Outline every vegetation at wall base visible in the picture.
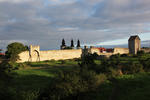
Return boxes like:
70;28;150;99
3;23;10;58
1;50;150;100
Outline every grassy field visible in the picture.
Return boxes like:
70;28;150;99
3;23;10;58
90;72;150;100
9;57;145;90
5;58;150;100
1;60;80;100
10;60;80;91
116;73;150;100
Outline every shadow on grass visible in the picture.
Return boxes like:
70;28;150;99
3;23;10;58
109;73;150;100
10;66;79;90
10;73;53;91
28;63;50;67
87;73;150;100
25;62;79;69
0;73;53;100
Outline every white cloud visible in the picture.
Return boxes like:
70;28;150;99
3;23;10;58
47;0;77;5
0;0;31;3
0;0;150;49
58;27;79;31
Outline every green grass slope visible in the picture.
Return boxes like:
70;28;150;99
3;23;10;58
2;59;150;100
94;73;150;100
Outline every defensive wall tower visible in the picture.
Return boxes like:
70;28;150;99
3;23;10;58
128;35;141;54
29;45;40;62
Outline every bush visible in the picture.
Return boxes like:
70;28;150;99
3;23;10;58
121;61;144;74
98;55;107;60
73;58;81;62
110;54;120;59
92;52;99;59
108;67;123;78
38;69;107;100
137;50;145;55
0;87;16;100
20;90;40;100
59;60;66;64
49;59;56;62
0;60;13;77
80;53;96;66
141;58;150;71
120;54;128;57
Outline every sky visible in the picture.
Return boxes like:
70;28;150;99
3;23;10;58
0;0;150;50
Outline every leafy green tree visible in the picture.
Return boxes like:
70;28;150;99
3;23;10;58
5;42;28;62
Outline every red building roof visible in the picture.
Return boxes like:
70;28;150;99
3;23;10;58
0;53;5;55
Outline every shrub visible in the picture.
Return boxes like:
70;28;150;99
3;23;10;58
73;58;81;62
110;54;120;59
98;55;107;60
60;60;66;64
80;53;96;66
121;61;144;74
38;70;107;100
141;58;150;71
108;67;123;78
92;52;99;59
50;59;56;62
21;90;40;100
137;50;145;55
0;60;13;76
0;87;17;100
120;54;128;57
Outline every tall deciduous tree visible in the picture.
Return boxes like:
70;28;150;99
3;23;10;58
5;42;28;62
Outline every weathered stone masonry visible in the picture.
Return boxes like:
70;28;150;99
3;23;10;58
18;45;129;62
18;35;149;62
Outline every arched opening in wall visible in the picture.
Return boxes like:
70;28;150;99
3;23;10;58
28;54;32;62
32;50;40;62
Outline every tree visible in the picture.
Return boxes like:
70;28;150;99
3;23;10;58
5;42;28;62
62;38;66;46
64;46;72;49
77;39;80;48
71;39;74;47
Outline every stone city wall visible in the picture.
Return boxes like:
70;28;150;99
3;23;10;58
18;51;30;62
141;48;150;53
18;49;82;62
113;48;129;54
40;49;82;61
90;48;101;55
18;46;130;63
